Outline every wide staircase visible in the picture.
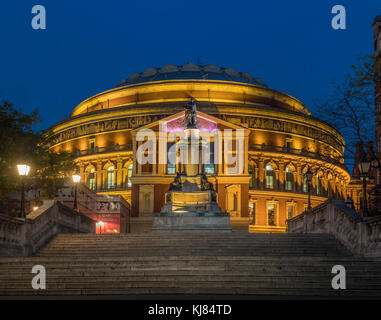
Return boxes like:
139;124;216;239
1;232;381;297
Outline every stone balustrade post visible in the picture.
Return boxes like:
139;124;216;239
357;221;368;256
327;202;334;234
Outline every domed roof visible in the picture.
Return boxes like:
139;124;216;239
116;63;267;87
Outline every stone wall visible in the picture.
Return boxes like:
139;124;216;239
288;199;381;257
0;200;95;257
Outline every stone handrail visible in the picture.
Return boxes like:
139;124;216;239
0;200;95;257
288;199;381;257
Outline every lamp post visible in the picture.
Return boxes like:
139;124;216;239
358;153;371;217
306;167;313;210
96;221;104;234
17;164;31;218
72;174;81;211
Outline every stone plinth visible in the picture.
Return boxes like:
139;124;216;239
152;211;231;232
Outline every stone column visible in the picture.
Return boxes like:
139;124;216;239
278;160;285;191
137;141;142;175
275;168;280;190
244;132;249;175
96;161;102;190
218;134;223;175
258;158;264;189
153;135;158;175
132;132;137;175
117;159;123;188
296;163;302;192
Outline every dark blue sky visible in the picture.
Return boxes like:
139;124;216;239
0;0;380;130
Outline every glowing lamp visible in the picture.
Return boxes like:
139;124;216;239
359;154;371;175
72;174;81;183
17;164;30;176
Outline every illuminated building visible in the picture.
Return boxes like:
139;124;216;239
47;64;350;232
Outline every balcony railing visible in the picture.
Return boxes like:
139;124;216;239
75;144;132;157
249;144;346;170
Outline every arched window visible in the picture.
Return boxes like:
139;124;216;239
107;166;115;189
302;174;307;193
265;165;274;189
248;165;254;188
88;168;95;190
285;167;293;191
316;174;320;195
127;164;133;188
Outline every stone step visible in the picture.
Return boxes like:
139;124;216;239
2;256;378;265
36;250;347;255
2;287;379;297
1;232;378;297
2;278;381;289
1;273;381;283
2;270;380;278
2;262;380;273
2;255;374;264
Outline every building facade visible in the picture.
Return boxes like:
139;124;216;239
47;64;350;232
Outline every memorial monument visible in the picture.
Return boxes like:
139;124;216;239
152;99;231;232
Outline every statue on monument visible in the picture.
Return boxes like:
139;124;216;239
184;98;197;129
200;173;214;191
168;172;182;191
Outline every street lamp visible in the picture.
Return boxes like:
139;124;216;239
305;167;313;210
17;164;30;218
358;153;371;217
72;174;81;211
96;221;104;234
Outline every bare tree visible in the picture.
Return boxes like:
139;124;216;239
314;55;376;165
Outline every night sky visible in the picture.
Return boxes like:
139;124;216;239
0;0;380;130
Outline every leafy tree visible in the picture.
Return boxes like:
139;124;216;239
0;101;75;201
313;55;376;166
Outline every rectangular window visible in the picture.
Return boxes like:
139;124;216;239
89;138;95;154
268;203;276;226
287;205;294;219
285;136;293;150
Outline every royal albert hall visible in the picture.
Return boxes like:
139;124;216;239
47;63;351;233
